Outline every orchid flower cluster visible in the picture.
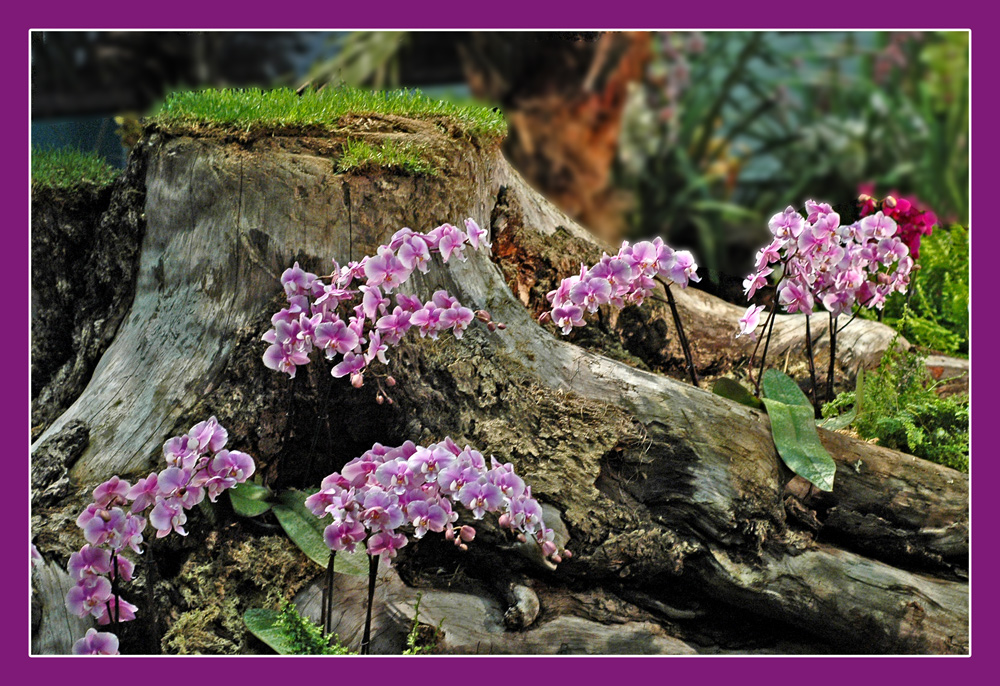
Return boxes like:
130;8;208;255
65;417;254;655
306;438;570;564
858;187;938;260
542;237;700;335
737;200;913;339
263;218;496;390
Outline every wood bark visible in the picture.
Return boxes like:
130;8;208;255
30;116;968;655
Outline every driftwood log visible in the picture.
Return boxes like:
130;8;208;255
30;113;968;655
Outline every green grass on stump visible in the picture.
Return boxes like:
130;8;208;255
31;147;119;190
151;86;506;143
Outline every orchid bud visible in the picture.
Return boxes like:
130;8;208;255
351;373;364;389
884;195;897;209
563;549;573;559
386;376;396;387
487;322;497;332
376;394;384;405
459;525;476;542
496;322;506;330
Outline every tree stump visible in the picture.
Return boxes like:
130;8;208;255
30;111;968;655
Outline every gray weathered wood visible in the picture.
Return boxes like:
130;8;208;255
30;122;968;654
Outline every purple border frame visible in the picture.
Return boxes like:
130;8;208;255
10;2;990;681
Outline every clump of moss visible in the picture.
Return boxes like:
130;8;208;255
162;534;317;655
822;342;969;471
274;601;354;655
336;138;437;176
151;86;507;143
31;147;119;190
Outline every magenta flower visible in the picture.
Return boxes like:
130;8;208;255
458;482;504;520
778;279;814;315
742;267;772;299
66;575;112;619
96;596;138;625
72;628;120;655
439;305;475;339
150;496;189;538
331;352;366;380
405;500;450;538
737;304;765;338
324;519;368;553
367;531;408;558
281;262;316;298
397;235;431;273
465;217;491;250
769;206;805;239
68;545;112;581
127;473;159;513
435;224;467;262
93;477;131;509
314;319;360;358
188;416;229;453
364;247;409;292
569;276;612;313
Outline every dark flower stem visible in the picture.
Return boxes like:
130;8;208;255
360;554;379;655
804;315;819;416
322;551;336;637
752;306;778;396
110;552;120;631
653;279;699;387
827;314;838;402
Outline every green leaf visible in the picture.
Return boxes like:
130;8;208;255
762;398;837;492
272;490;368;575
761;369;812;408
243;608;296;655
228;481;272;517
712;378;763;409
817;407;857;431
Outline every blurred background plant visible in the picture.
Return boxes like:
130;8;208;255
32;29;969;347
617;31;968;301
822;342;969;471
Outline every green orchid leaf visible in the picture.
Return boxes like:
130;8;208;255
712;377;764;409
273;489;368;575
818;407;857;431
762;398;837;492
761;369;812;408
243;608;296;655
228;481;272;517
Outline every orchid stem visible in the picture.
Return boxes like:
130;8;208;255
753;306;778;396
360;554;379;655
827;314;838;403
323;551;336;637
653;280;699;387
804;315;819;417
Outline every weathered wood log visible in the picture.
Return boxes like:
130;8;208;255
30;115;967;655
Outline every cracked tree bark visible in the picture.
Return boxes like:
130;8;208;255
30;117;968;655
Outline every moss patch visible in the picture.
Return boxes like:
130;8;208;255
151;86;506;144
162;533;318;655
336;137;437;176
31;147;119;190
